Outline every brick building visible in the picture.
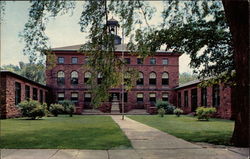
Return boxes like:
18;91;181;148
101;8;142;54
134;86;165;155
0;18;233;119
46;44;180;114
0;71;50;118
175;80;232;119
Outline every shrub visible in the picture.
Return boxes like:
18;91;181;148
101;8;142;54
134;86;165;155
174;108;183;117
156;100;176;114
18;100;46;119
50;104;64;117
158;108;165;117
59;100;75;117
196;107;216;121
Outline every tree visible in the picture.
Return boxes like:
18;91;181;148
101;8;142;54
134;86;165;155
221;0;249;147
179;72;198;84
1;62;45;84
2;0;248;146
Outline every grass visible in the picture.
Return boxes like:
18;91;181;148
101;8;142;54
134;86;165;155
128;115;234;145
0;115;131;149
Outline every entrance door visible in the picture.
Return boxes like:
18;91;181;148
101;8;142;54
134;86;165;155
191;88;197;112
109;93;120;102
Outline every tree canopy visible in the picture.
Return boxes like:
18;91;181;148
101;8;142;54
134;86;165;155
17;0;234;107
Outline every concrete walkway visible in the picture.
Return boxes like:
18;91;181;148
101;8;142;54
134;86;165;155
111;115;248;159
1;116;248;159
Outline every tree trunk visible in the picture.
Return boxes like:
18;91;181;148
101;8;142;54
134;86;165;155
222;0;249;147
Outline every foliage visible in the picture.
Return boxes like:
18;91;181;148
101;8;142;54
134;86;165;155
59;100;75;117
158;108;165;117
129;115;234;146
179;72;198;84
196;107;216;121
18;100;46;119
0;61;45;84
174;108;183;117
130;1;234;86
1;116;132;149
49;104;64;117
156;100;176;114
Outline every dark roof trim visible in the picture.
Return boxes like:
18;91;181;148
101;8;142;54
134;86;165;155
0;70;49;90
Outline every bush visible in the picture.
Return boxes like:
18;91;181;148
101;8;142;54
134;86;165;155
156;100;176;114
174;108;183;117
18;100;46;119
59;100;75;117
196;107;216;121
50;104;64;117
158;108;165;117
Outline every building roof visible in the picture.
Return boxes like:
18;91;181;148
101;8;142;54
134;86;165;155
51;43;178;54
175;79;201;90
0;70;49;89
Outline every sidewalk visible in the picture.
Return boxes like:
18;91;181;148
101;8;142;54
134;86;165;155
111;115;248;159
1;116;248;159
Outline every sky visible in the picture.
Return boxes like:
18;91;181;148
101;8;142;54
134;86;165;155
1;1;193;74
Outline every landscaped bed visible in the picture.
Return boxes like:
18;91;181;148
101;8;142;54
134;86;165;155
128;115;234;145
1;115;131;149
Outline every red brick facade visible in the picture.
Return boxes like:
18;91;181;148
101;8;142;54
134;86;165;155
46;47;180;114
0;71;49;119
175;81;232;119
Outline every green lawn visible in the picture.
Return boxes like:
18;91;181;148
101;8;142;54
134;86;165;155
0;115;131;149
128;115;234;145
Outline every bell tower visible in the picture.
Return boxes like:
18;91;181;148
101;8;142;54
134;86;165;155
107;17;121;45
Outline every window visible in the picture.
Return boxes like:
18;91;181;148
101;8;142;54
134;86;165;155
71;57;78;64
201;87;207;106
71;92;78;103
136;72;144;85
137;58;143;64
124;58;130;64
84;71;91;84
58;92;65;102
58;57;64;64
162;58;168;65
150;58;156;64
149;72;156;85
25;85;30;100
57;71;65;85
84;93;91;102
15;82;21;105
184;91;188;107
97;73;103;84
33;88;38;100
162;72;169;85
162;93;168;101
137;93;144;102
213;85;220;107
149;93;156;103
178;92;181;107
39;90;43;103
71;71;78;85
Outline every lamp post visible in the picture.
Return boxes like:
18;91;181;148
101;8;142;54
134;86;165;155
121;23;125;120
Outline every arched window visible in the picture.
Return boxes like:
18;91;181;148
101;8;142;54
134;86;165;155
71;71;78;85
57;71;65;85
149;72;156;85
162;93;169;101
97;73;103;84
137;72;144;85
84;71;91;84
162;72;169;85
